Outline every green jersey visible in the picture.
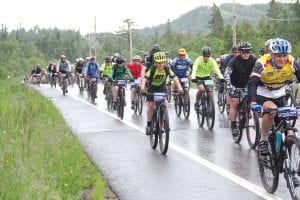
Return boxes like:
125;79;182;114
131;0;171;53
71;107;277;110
191;56;223;79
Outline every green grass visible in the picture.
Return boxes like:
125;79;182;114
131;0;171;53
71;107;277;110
0;79;106;199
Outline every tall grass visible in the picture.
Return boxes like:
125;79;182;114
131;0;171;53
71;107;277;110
0;79;106;199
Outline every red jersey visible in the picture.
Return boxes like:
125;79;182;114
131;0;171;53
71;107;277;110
127;62;143;79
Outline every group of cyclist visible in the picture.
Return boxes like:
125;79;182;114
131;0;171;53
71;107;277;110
29;39;300;159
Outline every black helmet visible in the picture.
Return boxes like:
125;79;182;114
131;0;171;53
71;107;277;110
202;47;212;56
152;44;161;51
238;42;252;51
105;56;112;62
231;45;239;52
116;56;125;64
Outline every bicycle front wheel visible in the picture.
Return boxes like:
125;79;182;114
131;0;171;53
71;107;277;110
246;111;260;149
174;95;182;117
182;92;190;119
218;91;226;114
159;105;170;155
150;119;158;149
233;109;243;143
137;94;143;115
285;135;300;200
206;94;215;130
196;99;205;127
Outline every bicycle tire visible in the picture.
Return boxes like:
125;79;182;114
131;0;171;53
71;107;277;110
285;93;297;127
197;98;205;127
259;134;279;193
150;118;158;149
285;134;300;200
138;94;143;115
206;94;215;130
90;83;96;104
233;109;243;143
174;95;182;117
118;88;124;120
159;105;169;155
182;92;190;119
246;111;261;149
134;92;138;114
62;79;67;96
218;91;226;114
167;84;172;103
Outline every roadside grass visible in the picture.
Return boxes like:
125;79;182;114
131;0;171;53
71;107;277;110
0;79;107;199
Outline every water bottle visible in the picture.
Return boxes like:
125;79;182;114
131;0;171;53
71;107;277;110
275;131;282;152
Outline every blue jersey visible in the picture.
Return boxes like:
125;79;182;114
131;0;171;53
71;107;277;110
170;57;193;78
85;62;100;78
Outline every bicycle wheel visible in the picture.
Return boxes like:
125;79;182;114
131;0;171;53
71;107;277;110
62;79;66;96
137;94;143;115
206;94;215;130
285;93;297;127
246;111;261;149
174;95;182;117
90;84;95;104
182;92;190;119
259;135;279;193
218;91;226;114
150;119;158;149
233;109;243;143
133;92;138;114
159;105;170;155
117;89;124;119
197;98;205;127
285;135;300;200
167;84;172;103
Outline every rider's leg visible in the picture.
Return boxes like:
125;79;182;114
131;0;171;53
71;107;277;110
229;97;239;134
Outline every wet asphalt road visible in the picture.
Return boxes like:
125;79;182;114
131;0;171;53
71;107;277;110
33;82;295;200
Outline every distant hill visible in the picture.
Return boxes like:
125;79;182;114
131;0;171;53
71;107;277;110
138;3;268;36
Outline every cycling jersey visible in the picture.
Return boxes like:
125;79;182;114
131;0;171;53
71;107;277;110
75;62;84;74
249;54;300;100
224;54;257;88
145;66;175;87
191;56;223;79
85;62;100;78
127;62;143;79
110;64;132;80
171;57;193;78
57;60;71;73
101;62;113;77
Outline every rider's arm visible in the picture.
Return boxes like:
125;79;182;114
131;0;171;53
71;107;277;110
66;60;71;72
248;61;263;103
191;57;200;79
224;59;234;84
212;59;224;79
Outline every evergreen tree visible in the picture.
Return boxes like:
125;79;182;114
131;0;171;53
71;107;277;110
208;3;224;38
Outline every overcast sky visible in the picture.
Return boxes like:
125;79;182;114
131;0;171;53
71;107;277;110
1;0;269;34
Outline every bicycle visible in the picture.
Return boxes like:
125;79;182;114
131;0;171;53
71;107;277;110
252;105;300;200
60;73;68;96
166;77;172;103
50;72;57;88
105;79;113;109
146;92;170;155
87;77;97;104
174;77;190;119
285;82;298;127
216;80;227;114
232;88;260;149
114;79;126;120
131;79;143;115
195;79;215;130
77;73;85;94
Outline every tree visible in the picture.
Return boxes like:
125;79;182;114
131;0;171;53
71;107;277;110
208;3;224;38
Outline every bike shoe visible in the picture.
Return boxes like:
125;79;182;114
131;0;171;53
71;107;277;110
145;126;151;135
258;141;269;156
194;102;200;111
231;128;239;137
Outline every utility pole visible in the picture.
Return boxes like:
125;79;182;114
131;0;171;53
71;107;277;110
123;19;133;59
94;16;96;58
232;0;237;46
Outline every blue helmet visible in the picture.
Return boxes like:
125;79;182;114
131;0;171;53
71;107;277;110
270;38;291;54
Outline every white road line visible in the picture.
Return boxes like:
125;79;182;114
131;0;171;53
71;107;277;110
68;92;282;200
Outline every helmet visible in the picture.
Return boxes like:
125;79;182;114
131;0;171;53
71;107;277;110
90;56;96;60
202;47;212;56
153;52;166;63
86;56;90;61
238;42;252;51
231;45;239;52
113;52;120;57
105;56;112;62
269;38;291;54
152;44;161;51
78;58;83;62
165;51;170;57
264;39;273;47
260;47;265;55
36;64;40;67
116;56;125;64
133;55;141;60
178;48;186;55
60;55;66;59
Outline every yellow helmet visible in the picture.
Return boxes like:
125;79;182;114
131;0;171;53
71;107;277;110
178;48;186;55
153;52;166;63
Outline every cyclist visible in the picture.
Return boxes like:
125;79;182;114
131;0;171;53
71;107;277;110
143;44;162;74
224;42;257;136
127;55;144;109
75;58;85;88
248;38;300;156
57;55;71;91
141;52;183;135
224;45;240;67
84;56;100;98
191;47;224;111
109;55;133;110
101;56;114;95
170;48;193;92
165;51;172;67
